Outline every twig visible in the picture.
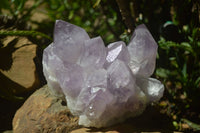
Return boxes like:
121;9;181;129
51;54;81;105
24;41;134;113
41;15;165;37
116;0;135;32
0;30;52;41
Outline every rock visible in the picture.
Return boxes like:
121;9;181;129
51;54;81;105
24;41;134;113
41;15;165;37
71;129;183;133
2;130;13;133
13;85;177;133
12;85;79;133
0;36;41;95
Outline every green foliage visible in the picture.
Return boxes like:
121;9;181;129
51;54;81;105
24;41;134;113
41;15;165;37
44;0;125;43
93;0;102;8
157;27;200;89
0;0;10;13
12;0;27;15
156;27;200;131
0;0;43;19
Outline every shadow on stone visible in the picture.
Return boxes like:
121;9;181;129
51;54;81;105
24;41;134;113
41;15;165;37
74;106;174;133
0;36;46;132
0;38;18;71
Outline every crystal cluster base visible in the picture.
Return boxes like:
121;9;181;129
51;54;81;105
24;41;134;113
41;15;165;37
42;20;164;128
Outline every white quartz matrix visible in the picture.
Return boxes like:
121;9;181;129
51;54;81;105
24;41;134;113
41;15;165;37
42;20;164;128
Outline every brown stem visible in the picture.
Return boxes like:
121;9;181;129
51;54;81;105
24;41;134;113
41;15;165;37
116;0;135;32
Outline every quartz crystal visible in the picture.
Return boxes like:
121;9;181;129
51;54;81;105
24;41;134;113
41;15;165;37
42;20;164;128
128;24;158;77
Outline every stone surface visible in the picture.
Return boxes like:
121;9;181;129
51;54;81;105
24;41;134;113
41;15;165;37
42;20;164;128
12;85;179;133
0;37;40;95
12;85;79;133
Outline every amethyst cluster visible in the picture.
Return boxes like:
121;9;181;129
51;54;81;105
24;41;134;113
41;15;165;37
42;20;164;127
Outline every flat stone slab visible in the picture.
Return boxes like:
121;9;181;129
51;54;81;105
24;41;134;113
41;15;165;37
0;36;40;95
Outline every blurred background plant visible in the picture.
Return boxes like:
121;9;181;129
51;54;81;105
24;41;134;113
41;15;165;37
0;0;199;132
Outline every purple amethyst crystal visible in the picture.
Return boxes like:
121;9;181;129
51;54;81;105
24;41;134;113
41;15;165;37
42;20;164;128
128;24;158;77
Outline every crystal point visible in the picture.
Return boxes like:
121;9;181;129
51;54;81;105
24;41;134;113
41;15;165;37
128;24;158;77
136;77;164;103
42;21;164;128
80;36;107;68
53;20;90;64
107;59;135;102
105;41;130;68
42;43;64;97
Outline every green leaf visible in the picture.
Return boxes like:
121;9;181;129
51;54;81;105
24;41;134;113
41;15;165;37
68;11;74;20
182;63;187;79
93;0;101;8
12;0;27;14
0;30;52;41
195;77;200;87
180;42;193;53
198;41;200;47
106;34;114;41
181;119;200;131
0;0;10;11
188;36;193;42
156;68;170;78
173;121;179;129
57;5;65;12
